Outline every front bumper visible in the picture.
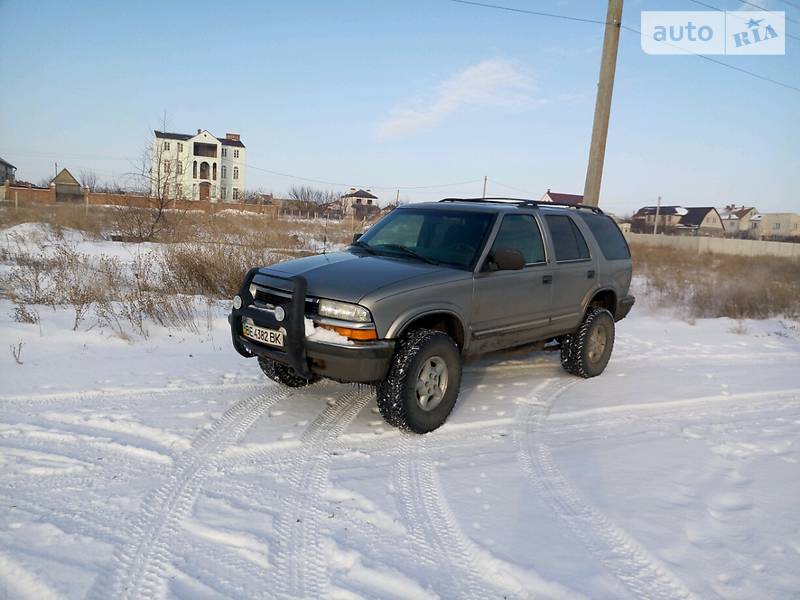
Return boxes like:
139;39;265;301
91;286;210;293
228;272;394;383
615;294;635;321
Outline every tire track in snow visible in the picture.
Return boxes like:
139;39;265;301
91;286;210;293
89;387;290;600
393;432;550;599
270;385;372;599
516;376;698;600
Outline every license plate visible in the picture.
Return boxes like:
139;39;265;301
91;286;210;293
242;320;285;348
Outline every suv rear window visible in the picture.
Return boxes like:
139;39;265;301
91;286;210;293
578;213;631;260
491;215;545;265
545;214;590;262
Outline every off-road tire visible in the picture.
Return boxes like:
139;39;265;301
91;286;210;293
377;329;462;433
560;307;615;378
257;356;319;387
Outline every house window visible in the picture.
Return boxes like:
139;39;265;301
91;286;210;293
234;149;240;158
192;183;197;199
162;160;169;173
221;186;227;200
774;223;781;230
233;187;240;200
177;184;182;197
221;165;227;179
163;141;170;150
233;166;239;180
177;162;183;175
177;142;183;153
213;163;217;180
193;161;197;178
222;148;227;157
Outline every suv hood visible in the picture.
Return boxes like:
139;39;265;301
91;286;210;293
259;251;453;303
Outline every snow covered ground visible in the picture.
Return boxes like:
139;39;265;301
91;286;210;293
2;250;800;598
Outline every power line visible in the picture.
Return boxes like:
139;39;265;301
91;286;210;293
738;0;800;24
446;0;800;94
686;0;800;40
491;179;538;197
622;23;800;93
448;0;611;25
774;0;800;10
246;163;481;191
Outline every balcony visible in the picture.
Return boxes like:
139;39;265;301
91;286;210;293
193;142;217;158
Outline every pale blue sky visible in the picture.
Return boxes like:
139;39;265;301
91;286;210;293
0;0;797;214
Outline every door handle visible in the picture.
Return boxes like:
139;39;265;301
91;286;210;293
542;274;553;284
587;269;595;279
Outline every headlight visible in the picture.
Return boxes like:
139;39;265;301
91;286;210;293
318;299;371;322
233;295;242;310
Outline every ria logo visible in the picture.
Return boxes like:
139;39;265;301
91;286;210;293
641;11;785;55
732;17;779;49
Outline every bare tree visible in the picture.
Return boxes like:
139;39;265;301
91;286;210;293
79;169;98;191
113;138;191;242
242;187;274;205
287;185;341;212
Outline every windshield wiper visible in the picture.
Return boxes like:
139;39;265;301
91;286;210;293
377;244;439;265
351;240;376;254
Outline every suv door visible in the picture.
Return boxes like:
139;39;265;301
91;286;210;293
543;213;596;333
471;213;554;353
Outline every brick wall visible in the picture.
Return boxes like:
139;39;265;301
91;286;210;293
1;181;280;218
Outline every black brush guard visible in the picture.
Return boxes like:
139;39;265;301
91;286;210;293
229;269;313;379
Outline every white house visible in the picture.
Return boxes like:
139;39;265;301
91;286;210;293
152;130;246;202
341;188;379;218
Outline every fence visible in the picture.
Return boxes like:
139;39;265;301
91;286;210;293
0;181;383;227
625;231;800;259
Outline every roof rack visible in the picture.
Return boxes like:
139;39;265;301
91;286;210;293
438;197;604;214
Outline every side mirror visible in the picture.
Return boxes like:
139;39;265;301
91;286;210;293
492;248;525;271
352;233;363;244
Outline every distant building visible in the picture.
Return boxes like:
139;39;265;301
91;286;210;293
51;168;83;202
0;157;16;184
541;190;583;205
719;205;759;238
152;130;246;202
631;206;724;236
341;188;379;219
754;213;800;239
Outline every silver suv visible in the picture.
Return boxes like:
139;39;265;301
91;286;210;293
229;198;635;432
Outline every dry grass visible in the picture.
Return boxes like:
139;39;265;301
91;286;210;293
630;242;800;319
0;202;372;338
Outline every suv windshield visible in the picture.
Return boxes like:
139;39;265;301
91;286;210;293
356;208;494;270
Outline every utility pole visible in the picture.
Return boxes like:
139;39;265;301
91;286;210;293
583;0;624;207
653;195;661;235
482;176;488;199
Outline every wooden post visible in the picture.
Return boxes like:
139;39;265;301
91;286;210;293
583;0;624;207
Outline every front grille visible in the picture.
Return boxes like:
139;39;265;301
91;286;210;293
251;284;317;315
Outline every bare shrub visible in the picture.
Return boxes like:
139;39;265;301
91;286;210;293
630;242;800;319
160;242;278;299
12;305;39;324
10;341;24;365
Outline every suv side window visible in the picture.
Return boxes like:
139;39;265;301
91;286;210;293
490;214;546;266
545;214;590;262
578;213;631;260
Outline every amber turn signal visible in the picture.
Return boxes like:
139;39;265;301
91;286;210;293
320;324;378;341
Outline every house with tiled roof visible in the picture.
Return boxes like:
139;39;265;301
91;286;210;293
719;205;759;238
0;157;16;184
541;189;584;205
341;187;379;219
152;129;246;202
631;205;725;236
